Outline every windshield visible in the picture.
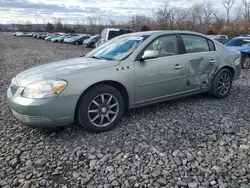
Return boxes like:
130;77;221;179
226;38;250;47
86;34;150;61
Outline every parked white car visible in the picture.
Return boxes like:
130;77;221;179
51;34;70;43
207;35;228;40
15;32;33;37
96;28;134;47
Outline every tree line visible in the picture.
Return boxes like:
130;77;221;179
1;0;250;37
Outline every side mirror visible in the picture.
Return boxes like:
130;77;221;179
141;50;159;61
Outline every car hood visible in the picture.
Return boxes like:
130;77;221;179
226;46;250;53
16;57;120;87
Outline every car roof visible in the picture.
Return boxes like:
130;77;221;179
233;37;250;40
105;28;134;31
122;30;209;37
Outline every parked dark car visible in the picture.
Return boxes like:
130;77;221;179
83;35;101;48
72;35;90;45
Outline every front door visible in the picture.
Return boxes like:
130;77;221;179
134;34;188;103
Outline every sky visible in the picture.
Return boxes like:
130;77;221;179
0;0;240;24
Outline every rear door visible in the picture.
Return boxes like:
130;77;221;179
179;34;219;91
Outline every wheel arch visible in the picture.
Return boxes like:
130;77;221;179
74;80;129;121
220;66;235;78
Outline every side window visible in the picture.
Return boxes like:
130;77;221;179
207;39;216;51
143;35;179;58
181;35;209;53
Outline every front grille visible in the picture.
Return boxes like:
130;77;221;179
12;110;52;124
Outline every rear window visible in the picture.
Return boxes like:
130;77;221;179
108;29;134;40
219;36;227;39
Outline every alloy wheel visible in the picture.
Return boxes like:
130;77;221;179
88;93;119;127
218;73;231;96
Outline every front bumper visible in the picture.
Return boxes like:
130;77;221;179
7;87;79;128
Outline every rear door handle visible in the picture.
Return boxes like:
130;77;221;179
174;64;183;69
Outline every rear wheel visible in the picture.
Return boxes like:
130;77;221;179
210;68;233;98
77;85;124;133
242;55;250;69
90;42;95;48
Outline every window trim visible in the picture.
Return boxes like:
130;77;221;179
135;34;182;61
179;34;217;54
207;39;216;51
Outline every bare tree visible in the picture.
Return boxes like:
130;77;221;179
202;1;216;30
242;0;250;21
241;0;250;32
155;0;169;29
186;4;203;31
222;0;236;24
175;8;187;30
130;15;151;31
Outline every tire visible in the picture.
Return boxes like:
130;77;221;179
241;54;250;69
210;68;233;98
77;85;125;133
90;42;95;48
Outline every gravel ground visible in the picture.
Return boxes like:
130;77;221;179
1;36;250;188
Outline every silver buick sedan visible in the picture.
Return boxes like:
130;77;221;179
7;31;241;132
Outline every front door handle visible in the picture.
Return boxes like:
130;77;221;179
210;59;217;63
174;64;183;69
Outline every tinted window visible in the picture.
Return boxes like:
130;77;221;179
108;30;134;40
219;36;227;39
143;35;179;58
208;40;216;51
181;35;209;53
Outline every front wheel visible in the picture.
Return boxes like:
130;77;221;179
242;55;250;69
210;68;233;98
77;85;124;133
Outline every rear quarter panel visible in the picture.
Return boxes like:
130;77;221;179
215;42;242;80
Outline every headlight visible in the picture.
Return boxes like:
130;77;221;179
22;80;67;99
